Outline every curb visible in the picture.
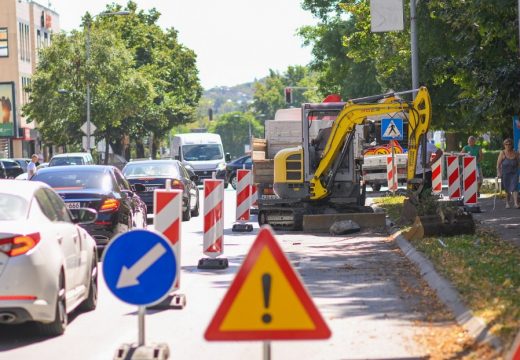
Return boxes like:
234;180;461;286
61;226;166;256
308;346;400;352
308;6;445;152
387;219;503;353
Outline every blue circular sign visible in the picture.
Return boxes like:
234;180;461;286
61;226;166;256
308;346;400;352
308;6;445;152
102;229;176;306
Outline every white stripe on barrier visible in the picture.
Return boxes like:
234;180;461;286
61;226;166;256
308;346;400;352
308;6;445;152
431;156;443;194
235;169;251;221
203;179;224;258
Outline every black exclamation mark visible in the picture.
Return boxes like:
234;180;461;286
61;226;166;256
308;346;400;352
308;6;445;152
261;273;272;324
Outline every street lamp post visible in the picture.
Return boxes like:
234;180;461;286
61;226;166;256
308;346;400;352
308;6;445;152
84;10;129;152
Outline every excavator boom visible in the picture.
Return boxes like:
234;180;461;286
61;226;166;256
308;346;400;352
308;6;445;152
310;87;431;200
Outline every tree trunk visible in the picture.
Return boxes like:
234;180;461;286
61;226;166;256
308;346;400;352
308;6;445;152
151;134;160;159
135;138;145;158
104;135;110;165
445;132;461;152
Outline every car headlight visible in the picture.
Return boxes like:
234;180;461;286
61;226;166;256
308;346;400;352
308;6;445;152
217;162;226;171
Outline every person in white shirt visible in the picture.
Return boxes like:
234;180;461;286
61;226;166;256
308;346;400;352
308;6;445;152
415;141;443;194
26;154;39;179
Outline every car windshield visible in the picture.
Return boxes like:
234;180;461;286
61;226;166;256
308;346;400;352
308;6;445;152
49;157;84;166
123;163;180;178
182;144;223;161
32;171;113;191
0;194;27;220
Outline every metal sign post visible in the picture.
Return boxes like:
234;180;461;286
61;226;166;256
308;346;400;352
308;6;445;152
263;341;271;360
103;230;176;359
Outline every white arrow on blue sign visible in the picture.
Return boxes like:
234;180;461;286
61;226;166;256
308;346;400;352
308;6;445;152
102;229;176;306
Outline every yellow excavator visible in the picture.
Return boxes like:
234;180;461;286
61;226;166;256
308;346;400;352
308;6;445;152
257;87;431;230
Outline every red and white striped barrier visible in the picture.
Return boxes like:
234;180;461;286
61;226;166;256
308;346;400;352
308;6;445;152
386;155;398;192
431;155;443;194
235;169;251;221
446;155;461;200
463;156;478;205
203;179;224;258
154;188;182;290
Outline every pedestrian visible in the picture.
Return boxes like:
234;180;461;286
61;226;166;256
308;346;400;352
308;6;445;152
496;138;519;208
415;140;443;196
461;136;483;196
27;154;39;179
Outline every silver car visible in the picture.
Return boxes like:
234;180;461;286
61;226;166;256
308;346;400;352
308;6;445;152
0;180;98;336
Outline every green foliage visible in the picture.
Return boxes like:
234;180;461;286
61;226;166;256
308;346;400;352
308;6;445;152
298;0;520;138
208;112;262;158
481;150;500;178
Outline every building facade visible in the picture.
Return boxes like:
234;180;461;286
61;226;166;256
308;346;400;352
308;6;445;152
0;0;59;158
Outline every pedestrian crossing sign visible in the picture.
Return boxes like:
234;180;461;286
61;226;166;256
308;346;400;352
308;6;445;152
381;118;403;141
204;226;331;341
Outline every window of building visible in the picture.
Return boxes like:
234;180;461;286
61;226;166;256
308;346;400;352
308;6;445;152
37;29;41;50
44;32;48;47
18;23;30;62
21;76;31;105
0;28;8;57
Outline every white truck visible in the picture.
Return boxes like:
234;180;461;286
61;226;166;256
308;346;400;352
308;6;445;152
171;133;229;183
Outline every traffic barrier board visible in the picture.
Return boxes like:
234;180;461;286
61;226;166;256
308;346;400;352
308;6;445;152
102;229;176;306
204;226;331;341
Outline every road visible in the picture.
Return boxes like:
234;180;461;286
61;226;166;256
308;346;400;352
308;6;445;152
0;188;460;359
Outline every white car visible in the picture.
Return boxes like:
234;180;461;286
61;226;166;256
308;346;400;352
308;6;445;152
0;180;98;336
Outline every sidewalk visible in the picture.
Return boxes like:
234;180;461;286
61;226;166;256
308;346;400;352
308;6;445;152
473;179;520;248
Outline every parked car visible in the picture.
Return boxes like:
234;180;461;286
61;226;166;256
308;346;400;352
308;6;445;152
216;155;252;189
122;159;200;221
15;162;50;180
0;180;98;336
0;159;24;179
30;165;147;252
48;152;94;167
11;158;31;172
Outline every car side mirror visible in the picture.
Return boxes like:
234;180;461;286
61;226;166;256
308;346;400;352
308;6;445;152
190;174;199;182
131;183;146;192
70;208;97;225
225;153;231;162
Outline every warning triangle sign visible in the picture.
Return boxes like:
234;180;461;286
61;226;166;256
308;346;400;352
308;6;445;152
204;226;331;341
382;120;402;139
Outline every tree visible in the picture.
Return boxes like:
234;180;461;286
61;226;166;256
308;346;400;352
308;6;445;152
23;28;152;155
208;112;262;158
102;1;203;159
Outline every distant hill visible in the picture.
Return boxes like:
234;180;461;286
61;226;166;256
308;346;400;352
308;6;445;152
203;81;260;115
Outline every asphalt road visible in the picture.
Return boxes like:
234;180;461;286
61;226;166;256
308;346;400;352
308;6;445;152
0;187;463;360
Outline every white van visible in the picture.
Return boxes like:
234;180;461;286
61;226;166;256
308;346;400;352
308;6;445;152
171;133;229;183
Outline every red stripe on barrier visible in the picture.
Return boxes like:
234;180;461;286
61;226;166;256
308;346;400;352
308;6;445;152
448;171;459;185
156;191;177;214
205;236;223;253
447;156;456;167
452;188;461;198
237;187;249;206
162;218;180;246
205;180;221;197
464;171;476;190
204;200;223;230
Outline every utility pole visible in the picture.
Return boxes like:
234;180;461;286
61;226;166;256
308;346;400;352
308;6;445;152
410;0;419;99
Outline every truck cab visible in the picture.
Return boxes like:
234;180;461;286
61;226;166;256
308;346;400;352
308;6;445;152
171;133;228;183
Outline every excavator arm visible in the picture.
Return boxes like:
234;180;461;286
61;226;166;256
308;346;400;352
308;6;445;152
310;87;431;200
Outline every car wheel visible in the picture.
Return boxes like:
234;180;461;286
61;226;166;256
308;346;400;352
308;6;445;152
224;182;229;189
182;197;191;221
37;272;67;336
371;184;382;192
79;256;98;312
230;174;237;190
191;197;200;217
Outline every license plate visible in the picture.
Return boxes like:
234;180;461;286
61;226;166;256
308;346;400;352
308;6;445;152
145;186;157;192
66;202;81;209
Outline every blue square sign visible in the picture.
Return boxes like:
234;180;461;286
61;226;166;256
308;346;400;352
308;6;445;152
381;118;403;141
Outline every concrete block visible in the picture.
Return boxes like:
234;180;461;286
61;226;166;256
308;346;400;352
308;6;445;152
114;342;169;360
197;257;229;270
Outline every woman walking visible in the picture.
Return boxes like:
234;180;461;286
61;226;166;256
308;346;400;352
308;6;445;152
496;138;520;208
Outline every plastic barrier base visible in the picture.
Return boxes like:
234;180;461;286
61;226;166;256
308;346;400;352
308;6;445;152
146;293;186;310
197;257;229;270
114;342;169;360
464;205;481;213
232;223;253;232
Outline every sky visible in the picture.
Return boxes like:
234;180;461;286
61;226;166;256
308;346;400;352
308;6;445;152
47;0;317;90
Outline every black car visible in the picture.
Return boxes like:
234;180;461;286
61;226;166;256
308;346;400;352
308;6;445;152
122;160;200;221
0;159;24;179
216;155;252;189
11;158;31;172
31;165;147;252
